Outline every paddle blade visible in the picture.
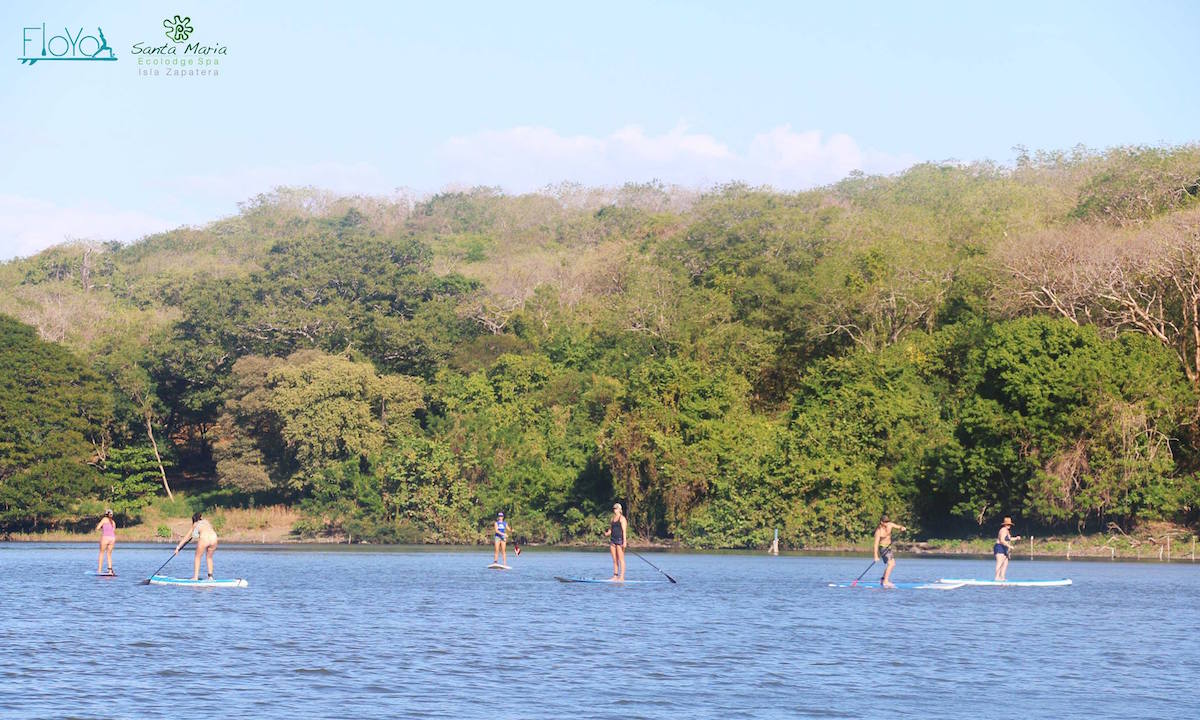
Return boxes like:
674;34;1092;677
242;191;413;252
514;544;521;556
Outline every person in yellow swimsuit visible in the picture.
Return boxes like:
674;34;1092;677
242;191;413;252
174;511;219;580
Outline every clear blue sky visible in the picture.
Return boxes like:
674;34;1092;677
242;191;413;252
2;0;1198;259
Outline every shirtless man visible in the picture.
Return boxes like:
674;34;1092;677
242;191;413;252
873;515;907;588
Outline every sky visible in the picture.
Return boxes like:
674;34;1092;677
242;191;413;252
1;0;1198;260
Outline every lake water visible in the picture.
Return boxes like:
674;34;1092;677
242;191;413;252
1;544;1195;719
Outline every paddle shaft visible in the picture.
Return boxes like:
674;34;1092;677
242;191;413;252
141;538;188;584
625;548;677;583
850;560;877;587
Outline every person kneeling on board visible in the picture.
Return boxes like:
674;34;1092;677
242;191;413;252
175;511;219;581
994;517;1021;582
873;515;907;588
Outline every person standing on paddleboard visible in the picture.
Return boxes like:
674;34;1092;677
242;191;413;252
994;517;1021;581
493;512;509;566
95;509;116;575
873;515;907;588
603;503;628;581
174;512;219;581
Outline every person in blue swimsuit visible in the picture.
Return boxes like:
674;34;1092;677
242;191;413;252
994;517;1022;581
493;512;509;566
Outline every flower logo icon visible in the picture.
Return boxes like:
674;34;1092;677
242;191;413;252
163;15;193;43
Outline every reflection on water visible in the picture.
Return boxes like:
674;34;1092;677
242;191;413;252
1;544;1196;718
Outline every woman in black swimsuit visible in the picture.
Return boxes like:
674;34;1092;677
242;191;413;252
603;503;628;581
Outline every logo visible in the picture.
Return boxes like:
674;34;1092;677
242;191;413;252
163;15;193;43
131;14;229;78
19;24;117;65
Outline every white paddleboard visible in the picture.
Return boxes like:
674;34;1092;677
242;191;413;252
487;563;511;570
938;578;1072;587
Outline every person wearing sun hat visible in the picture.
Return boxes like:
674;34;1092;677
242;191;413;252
493;511;510;566
994;516;1022;581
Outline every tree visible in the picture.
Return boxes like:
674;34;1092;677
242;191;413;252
0;315;113;529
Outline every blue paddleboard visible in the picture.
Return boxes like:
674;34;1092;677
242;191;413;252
828;580;964;590
555;576;665;584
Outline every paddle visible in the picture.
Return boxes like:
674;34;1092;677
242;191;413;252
141;539;188;585
626;548;677;584
850;560;877;587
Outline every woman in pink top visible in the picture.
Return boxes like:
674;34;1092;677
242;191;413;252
95;509;116;575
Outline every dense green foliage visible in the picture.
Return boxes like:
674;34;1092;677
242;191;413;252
0;316;112;529
3;145;1200;543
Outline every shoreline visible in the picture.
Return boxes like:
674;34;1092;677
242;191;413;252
5;536;1198;562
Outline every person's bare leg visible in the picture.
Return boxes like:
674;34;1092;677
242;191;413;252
610;544;619;579
500;541;506;565
192;545;203;580
105;542;114;573
206;544;216;578
994;553;1004;581
616;546;625;581
882;558;896;588
97;543;104;574
998;554;1009;582
493;539;500;563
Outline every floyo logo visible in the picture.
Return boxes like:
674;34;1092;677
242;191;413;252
20;24;117;65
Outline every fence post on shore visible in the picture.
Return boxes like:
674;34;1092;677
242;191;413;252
1110;546;1114;561
769;528;779;556
1192;536;1195;562
1029;535;1033;561
1167;535;1171;563
1067;541;1071;560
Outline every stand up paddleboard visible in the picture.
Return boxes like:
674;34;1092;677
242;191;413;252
555;576;665;584
938;578;1072;587
488;563;511;570
88;571;117;577
148;575;248;588
828;581;965;590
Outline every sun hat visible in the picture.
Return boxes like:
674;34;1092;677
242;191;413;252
1001;517;1014;526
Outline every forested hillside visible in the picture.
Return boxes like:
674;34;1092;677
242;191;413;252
3;144;1200;546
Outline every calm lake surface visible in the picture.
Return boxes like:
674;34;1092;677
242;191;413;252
1;544;1195;719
